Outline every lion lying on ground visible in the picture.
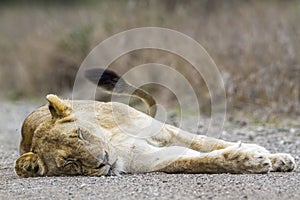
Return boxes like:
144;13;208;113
15;69;296;177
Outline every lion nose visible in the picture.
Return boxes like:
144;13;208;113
95;151;110;170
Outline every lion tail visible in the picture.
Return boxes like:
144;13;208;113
85;68;157;117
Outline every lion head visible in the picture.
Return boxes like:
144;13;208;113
15;94;117;177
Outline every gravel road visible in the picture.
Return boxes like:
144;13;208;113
0;100;299;200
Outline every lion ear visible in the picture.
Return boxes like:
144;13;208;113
14;152;46;177
46;94;73;120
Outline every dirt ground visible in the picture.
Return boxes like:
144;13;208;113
0;100;299;200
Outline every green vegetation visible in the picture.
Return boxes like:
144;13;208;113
0;0;299;119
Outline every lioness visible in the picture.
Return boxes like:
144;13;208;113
15;69;296;177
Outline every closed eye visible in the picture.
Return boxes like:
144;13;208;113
64;159;83;169
65;159;75;166
62;159;82;174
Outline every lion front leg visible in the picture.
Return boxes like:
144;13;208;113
268;153;296;172
153;144;276;174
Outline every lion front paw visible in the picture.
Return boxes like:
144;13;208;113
269;153;296;172
222;144;272;174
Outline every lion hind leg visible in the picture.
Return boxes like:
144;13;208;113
163;125;235;152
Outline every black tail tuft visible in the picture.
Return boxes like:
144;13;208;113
84;68;157;117
85;68;123;91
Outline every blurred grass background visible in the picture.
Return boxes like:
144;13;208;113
0;0;299;122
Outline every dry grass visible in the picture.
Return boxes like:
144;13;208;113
0;0;299;119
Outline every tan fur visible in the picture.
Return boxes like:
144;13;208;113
15;94;296;177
